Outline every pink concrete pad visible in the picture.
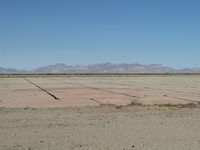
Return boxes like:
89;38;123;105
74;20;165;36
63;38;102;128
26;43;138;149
1;77;200;108
48;87;131;105
0;88;98;108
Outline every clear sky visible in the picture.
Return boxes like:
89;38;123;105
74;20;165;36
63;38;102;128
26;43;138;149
0;0;200;70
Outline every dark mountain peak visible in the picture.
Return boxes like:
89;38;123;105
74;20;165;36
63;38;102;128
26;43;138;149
0;63;200;73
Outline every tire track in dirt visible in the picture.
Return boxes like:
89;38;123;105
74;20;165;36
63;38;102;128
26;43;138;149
143;86;200;96
142;87;200;103
24;78;59;100
167;96;200;103
100;82;200;103
97;81;200;96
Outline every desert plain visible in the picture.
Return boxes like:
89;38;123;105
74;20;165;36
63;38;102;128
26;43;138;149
0;74;200;150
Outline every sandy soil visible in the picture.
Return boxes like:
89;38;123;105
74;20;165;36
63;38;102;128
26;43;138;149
0;106;200;150
1;75;200;150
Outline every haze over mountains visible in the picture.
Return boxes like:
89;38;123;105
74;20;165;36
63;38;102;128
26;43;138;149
0;63;200;74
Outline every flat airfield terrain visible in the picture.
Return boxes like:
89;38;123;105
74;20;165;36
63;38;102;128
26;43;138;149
1;74;200;150
1;74;200;107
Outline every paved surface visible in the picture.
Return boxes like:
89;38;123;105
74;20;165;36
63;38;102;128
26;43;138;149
0;75;200;108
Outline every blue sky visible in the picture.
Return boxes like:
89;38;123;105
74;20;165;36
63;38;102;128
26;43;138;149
0;0;200;70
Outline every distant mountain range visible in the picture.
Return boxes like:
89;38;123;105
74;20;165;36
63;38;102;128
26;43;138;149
1;63;200;73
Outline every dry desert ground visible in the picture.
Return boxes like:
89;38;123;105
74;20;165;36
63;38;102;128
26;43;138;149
0;75;200;150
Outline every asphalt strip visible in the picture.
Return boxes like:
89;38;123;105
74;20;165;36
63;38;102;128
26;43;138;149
24;78;59;100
